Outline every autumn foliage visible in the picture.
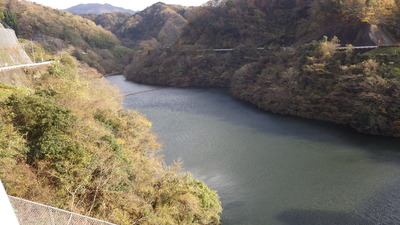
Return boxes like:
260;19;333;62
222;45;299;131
0;56;222;224
125;0;400;137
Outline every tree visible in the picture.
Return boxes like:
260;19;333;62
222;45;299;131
362;0;397;24
2;10;18;33
311;0;397;25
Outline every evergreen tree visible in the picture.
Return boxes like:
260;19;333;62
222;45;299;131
2;11;18;33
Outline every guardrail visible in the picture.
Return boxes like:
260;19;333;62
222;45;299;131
8;196;116;225
194;46;380;52
337;46;378;50
0;61;55;72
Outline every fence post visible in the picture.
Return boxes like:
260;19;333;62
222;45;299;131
49;207;55;225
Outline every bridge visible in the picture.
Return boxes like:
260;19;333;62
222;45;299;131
125;87;168;96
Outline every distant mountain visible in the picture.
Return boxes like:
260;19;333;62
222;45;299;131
66;3;136;15
86;3;192;49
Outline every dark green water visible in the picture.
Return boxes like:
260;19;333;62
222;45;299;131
107;75;400;225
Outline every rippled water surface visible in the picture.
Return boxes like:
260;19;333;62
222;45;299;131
107;75;400;225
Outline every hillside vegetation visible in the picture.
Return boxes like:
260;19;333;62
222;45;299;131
0;56;222;224
83;12;132;34
0;0;131;74
178;0;399;46
87;3;192;49
125;0;400;137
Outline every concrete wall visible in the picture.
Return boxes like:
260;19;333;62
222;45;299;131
0;28;32;67
0;180;20;225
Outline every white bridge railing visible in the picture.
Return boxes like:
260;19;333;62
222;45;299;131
8;196;116;225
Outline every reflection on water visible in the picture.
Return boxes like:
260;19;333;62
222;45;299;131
107;75;400;225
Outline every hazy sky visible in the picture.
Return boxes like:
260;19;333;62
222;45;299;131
27;0;210;11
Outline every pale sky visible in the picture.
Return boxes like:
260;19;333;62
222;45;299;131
26;0;210;11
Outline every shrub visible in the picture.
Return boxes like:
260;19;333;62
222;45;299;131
0;54;222;224
4;94;76;164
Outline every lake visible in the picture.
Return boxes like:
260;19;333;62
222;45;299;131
107;75;400;225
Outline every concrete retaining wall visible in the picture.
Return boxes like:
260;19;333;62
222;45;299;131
0;180;20;225
0;28;32;67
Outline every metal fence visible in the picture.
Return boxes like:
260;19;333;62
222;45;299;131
8;196;116;225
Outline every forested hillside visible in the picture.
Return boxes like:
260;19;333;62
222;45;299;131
177;0;399;47
0;1;223;224
83;12;132;34
0;0;131;74
0;56;222;224
125;0;400;137
87;3;192;49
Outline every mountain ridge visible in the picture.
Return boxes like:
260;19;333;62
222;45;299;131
85;3;192;49
66;3;136;15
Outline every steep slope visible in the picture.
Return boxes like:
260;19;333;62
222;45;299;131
88;3;192;49
179;0;300;47
66;3;136;15
125;0;400;137
83;12;132;34
0;26;32;66
0;0;130;74
320;23;395;46
177;0;397;47
0;56;222;225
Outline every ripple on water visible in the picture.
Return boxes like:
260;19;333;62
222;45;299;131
107;75;400;225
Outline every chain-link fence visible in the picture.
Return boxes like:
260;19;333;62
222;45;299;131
8;196;116;225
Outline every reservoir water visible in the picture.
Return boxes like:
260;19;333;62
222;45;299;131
107;75;400;225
